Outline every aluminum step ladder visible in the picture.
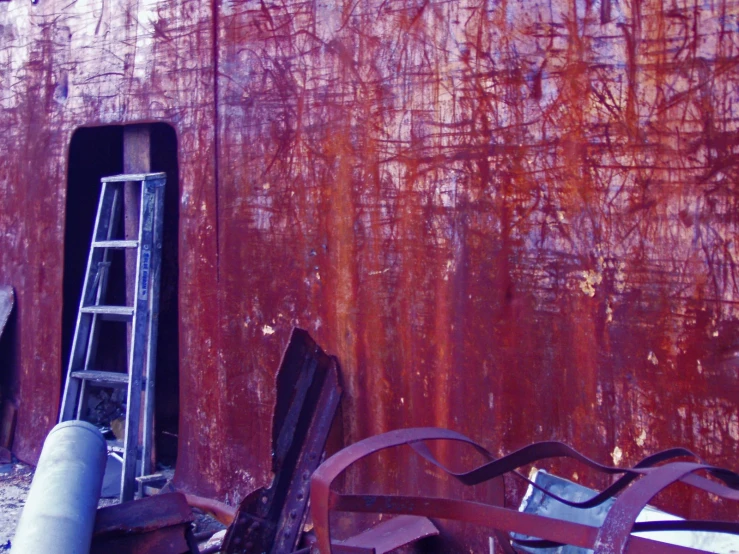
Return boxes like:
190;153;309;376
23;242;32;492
59;172;166;502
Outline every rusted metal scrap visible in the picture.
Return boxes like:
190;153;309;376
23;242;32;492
514;469;739;553
311;428;739;554
90;492;198;554
222;328;343;554
185;493;237;527
328;514;439;554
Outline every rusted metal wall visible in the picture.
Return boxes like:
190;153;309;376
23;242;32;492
0;0;219;473
214;0;739;523
1;0;738;536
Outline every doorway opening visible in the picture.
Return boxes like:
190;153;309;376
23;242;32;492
63;123;180;468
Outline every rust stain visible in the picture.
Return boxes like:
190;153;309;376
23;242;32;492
1;0;739;547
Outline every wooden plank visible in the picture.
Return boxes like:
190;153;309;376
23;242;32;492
122;125;151;337
122;125;153;486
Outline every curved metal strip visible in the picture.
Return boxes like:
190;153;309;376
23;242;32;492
409;441;703;509
311;428;489;554
332;493;716;554
681;473;739;499
595;462;736;554
514;519;739;550
310;428;739;554
410;439;739;511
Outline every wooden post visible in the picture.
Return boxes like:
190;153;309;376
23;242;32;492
123;125;151;306
122;125;154;478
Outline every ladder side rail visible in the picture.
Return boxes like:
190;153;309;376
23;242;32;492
141;177;166;478
60;182;117;422
120;178;157;502
77;185;125;417
70;184;118;368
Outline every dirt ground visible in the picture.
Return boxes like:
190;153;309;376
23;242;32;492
0;462;119;551
0;462;33;551
0;461;224;553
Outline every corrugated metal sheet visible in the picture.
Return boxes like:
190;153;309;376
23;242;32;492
1;0;738;545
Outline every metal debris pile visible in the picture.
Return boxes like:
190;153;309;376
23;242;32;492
311;428;739;554
9;329;739;554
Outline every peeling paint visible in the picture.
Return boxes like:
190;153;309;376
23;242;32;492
611;446;623;466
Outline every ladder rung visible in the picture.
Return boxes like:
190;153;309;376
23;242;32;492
80;305;135;320
109;451;124;463
101;172;166;183
92;240;139;249
135;474;166;485
70;370;129;387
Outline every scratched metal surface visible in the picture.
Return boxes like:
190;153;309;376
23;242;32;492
215;0;739;523
0;0;219;486
1;0;738;540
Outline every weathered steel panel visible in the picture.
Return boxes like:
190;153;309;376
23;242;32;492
0;0;738;547
214;0;739;527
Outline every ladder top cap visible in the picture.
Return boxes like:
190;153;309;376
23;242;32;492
101;172;167;183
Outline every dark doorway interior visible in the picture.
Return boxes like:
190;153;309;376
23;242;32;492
63;123;179;467
0;290;18;450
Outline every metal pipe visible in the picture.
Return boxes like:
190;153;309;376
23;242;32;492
12;420;107;554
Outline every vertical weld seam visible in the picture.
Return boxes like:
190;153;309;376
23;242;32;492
212;0;221;282
211;0;223;491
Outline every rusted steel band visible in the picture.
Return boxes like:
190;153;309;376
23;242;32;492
515;519;739;550
595;461;737;554
406;436;738;510
331;494;713;554
594;460;739;553
311;428;486;553
333;493;597;549
409;440;686;509
410;441;695;485
681;472;739;499
310;427;739;553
